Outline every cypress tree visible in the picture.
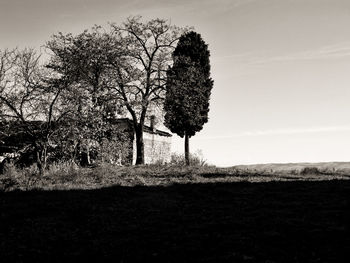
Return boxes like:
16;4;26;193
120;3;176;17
164;31;213;165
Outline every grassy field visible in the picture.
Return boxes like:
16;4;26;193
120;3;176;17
1;162;350;191
0;163;350;262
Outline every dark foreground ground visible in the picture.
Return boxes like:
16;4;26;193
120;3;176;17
1;180;349;262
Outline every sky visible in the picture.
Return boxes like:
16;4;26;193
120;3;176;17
1;0;350;166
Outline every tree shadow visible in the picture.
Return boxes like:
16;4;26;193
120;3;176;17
1;180;349;262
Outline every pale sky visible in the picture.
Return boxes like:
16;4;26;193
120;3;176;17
1;0;350;166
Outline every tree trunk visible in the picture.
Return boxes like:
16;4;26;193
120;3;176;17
86;143;91;165
185;133;190;166
36;145;47;176
135;123;145;165
36;151;43;175
73;140;80;164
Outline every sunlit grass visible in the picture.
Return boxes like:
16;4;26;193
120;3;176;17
1;161;349;192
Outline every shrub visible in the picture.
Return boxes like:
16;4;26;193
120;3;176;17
170;150;208;166
45;161;80;183
0;162;19;191
300;167;322;175
0;161;40;191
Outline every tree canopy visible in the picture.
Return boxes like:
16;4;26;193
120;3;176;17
164;31;213;164
46;16;189;165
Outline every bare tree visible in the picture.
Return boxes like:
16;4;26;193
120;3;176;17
0;48;69;174
109;16;189;164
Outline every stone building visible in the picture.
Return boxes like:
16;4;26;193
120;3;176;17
0;118;172;166
115;118;172;165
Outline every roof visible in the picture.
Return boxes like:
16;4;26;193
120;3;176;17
143;125;172;137
114;118;172;137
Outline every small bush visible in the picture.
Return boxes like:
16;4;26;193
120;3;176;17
46;161;80;183
0;162;38;191
300;167;322;175
170;150;208;166
0;162;19;191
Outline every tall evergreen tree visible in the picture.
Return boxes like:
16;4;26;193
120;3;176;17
164;31;213;165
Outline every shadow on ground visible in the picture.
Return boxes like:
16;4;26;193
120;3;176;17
1;180;349;262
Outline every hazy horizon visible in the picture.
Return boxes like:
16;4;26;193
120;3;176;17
1;0;350;166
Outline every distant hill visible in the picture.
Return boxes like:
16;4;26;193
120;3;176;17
231;161;350;173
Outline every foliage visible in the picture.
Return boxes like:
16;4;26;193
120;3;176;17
164;31;213;138
95;125;134;165
45;17;189;165
0;161;39;191
300;166;322;175
46;28;124;165
164;31;213;165
0;17;190;172
170;151;208;166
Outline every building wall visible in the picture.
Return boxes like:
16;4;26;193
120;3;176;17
116;118;172;165
131;132;172;165
143;132;172;164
